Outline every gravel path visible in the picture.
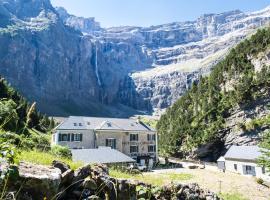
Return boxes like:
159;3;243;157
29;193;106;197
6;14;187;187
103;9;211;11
148;168;270;200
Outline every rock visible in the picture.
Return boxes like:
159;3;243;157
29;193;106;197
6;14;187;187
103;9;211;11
52;160;70;173
88;195;101;200
72;190;82;197
0;0;270;117
4;162;221;200
73;164;92;182
61;169;74;186
83;177;98;190
14;162;61;200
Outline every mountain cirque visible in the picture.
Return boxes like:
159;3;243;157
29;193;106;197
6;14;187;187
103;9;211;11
0;0;270;116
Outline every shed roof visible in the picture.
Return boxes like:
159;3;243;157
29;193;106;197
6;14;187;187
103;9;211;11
224;145;262;161
56;116;155;132
71;147;135;164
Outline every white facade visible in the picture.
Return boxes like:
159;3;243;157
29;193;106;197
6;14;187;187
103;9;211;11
217;146;270;182
51;116;158;168
52;129;95;149
225;159;269;181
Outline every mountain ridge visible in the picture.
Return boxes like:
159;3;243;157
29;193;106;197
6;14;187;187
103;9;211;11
0;0;270;116
156;27;270;160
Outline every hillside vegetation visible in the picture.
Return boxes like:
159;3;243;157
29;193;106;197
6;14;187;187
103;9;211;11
157;27;270;158
0;77;55;149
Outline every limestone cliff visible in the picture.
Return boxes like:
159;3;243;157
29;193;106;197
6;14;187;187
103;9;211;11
1;0;270;116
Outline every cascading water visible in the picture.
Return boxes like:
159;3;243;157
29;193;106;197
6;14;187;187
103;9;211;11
95;43;102;86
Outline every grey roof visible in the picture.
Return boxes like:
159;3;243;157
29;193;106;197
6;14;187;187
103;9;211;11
71;147;135;164
56;116;155;132
224;145;262;161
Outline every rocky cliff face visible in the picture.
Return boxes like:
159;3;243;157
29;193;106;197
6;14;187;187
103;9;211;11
0;0;270;116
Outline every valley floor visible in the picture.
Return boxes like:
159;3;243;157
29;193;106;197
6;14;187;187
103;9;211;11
150;168;269;200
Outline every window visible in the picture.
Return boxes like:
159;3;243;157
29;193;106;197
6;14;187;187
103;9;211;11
148;145;156;153
58;133;70;142
106;138;116;149
130;134;138;141
147;134;156;141
245;165;256;176
87;122;91;125
234;164;237;171
74;123;77;126
72;133;83;142
130;145;138;153
79;123;82;126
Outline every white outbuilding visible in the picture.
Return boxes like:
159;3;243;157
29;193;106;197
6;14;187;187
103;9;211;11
217;145;269;181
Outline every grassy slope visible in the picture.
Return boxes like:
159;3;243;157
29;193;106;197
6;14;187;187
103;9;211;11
109;170;193;186
17;150;83;170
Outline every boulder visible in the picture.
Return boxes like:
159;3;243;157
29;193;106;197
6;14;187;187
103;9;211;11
52;160;70;173
12;162;61;200
73;164;92;182
61;169;74;186
83;177;98;190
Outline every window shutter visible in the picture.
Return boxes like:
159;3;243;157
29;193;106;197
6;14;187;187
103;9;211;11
67;134;70;141
58;134;62;142
106;139;108;146
80;134;83;142
71;134;74;142
113;139;116;149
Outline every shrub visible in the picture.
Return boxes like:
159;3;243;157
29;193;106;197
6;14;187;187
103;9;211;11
256;178;264;185
50;145;72;159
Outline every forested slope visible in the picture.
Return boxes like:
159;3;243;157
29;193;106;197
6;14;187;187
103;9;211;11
157;27;270;160
0;77;54;148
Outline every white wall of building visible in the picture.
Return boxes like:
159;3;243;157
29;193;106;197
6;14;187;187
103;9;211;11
225;159;270;181
52;129;95;149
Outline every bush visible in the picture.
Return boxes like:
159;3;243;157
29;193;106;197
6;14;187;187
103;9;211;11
256;178;264;185
50;145;72;159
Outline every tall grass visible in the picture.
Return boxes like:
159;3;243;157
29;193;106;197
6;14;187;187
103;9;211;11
17;150;83;170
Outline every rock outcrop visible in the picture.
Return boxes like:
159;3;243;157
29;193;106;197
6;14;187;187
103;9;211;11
1;0;270;116
2;162;62;200
1;161;220;200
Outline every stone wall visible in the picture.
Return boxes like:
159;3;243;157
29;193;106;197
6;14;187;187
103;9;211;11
1;161;220;200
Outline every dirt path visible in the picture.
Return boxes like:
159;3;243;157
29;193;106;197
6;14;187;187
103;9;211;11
148;168;270;200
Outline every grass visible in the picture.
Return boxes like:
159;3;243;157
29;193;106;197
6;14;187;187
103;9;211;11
17;150;83;170
220;192;248;200
109;169;193;186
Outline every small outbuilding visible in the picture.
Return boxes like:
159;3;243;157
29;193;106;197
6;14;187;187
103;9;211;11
217;145;269;181
71;147;135;165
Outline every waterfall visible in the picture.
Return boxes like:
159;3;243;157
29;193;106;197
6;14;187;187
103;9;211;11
95;44;102;86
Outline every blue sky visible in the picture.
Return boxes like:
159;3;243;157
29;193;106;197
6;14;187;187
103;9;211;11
51;0;270;27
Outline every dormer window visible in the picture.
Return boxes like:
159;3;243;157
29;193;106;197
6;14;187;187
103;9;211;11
107;122;112;127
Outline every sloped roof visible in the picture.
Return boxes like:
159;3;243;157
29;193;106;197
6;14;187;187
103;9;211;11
71;147;135;164
224;145;262;161
95;120;124;130
56;116;155;132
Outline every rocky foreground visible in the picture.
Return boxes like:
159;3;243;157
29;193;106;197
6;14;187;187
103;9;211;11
0;161;220;200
